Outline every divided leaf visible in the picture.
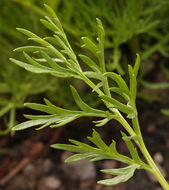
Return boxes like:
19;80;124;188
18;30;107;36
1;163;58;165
98;164;139;186
52;129;133;165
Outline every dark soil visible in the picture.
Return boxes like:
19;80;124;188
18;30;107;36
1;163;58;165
0;99;169;190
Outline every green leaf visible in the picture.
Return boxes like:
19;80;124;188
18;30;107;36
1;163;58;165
12;119;50;131
44;4;63;32
109;87;130;101
87;129;109;151
14;46;47;53
16;28;39;38
133;54;140;78
100;95;133;115
141;80;169;90
65;152;99;162
84;71;102;80
104;72;130;95
69;139;100;152
10;58;54;74
98;164;139;186
25;102;56;114
40;17;58;33
79;54;99;72
121;132;142;164
81;37;98;56
161;109;169;116
70;86;105;115
93;118;109;127
128;65;137;100
51;144;84;153
28;37;51;47
23;52;42;67
96;18;105;45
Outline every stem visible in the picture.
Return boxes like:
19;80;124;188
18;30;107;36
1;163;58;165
138;140;169;190
133;117;169;190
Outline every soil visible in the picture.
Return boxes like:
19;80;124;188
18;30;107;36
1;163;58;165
0;99;169;190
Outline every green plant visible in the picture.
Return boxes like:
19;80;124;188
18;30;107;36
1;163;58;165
14;0;169;74
10;5;169;189
0;0;75;134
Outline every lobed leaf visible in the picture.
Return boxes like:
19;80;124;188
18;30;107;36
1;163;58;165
98;164;139;186
81;37;98;56
70;86;105;115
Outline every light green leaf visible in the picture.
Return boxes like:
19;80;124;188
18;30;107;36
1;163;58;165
70;86;105;115
79;54;99;72
81;37;98;56
51;144;83;153
133;54;140;78
14;46;47;53
141;80;169;90
87;129;109;151
98;164;139;186
161;109;169;116
96;18;105;44
100;95;133;115
16;28;39;38
65;152;99;162
121;132;142;164
104;72;130;95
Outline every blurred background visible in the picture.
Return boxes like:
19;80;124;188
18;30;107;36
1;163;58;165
0;0;169;189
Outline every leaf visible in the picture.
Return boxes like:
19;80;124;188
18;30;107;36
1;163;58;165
16;28;39;38
121;132;142;164
12;119;51;131
70;85;105;115
81;37;98;56
10;58;55;74
40;18;58;33
161;109;169;116
25;102;56;114
141;80;169;90
128;65;137;100
96;18;105;45
23;52;42;67
109;87;130;101
79;54;99;72
10;58;73;78
100;95;133;115
133;54;140;78
87;129;109;151
84;71;102;80
14;46;47;53
93;118;109;127
65;152;99;162
104;72;130;95
51;144;83;153
98;164;139;186
44;4;63;32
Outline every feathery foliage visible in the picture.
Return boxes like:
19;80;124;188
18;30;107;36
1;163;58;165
10;5;169;189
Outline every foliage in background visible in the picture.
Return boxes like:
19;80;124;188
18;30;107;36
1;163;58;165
0;0;73;134
10;5;169;189
13;0;169;73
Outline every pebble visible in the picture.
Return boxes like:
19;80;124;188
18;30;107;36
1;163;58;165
38;176;61;190
154;152;164;164
62;157;96;181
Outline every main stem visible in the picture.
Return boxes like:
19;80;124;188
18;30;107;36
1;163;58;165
139;140;169;190
134;118;169;190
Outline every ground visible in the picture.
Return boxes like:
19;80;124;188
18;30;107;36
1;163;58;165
0;98;169;190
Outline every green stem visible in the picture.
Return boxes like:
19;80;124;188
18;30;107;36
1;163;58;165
133;117;169;190
138;140;169;190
